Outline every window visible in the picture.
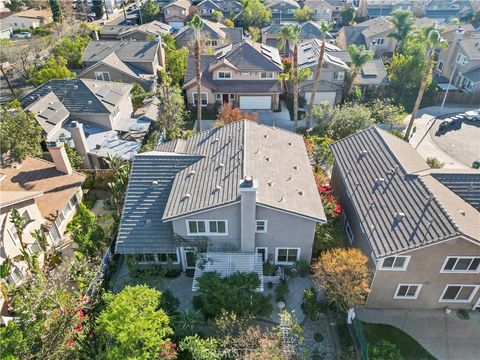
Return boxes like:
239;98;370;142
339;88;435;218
441;257;480;273
255;220;267;233
439;285;479;303
260;72;274;79
229;94;235;100
437;60;444;71
275;248;300;265
241;71;250;76
256;247;268;262
216;93;222;100
9;268;22;285
187;220;228;235
95;72;111;81
165;9;170;15
375;38;386;45
456;53;468;65
49;224;62;245
217;71;232;79
394;284;422;299
156;252;179;263
28;240;42;255
7;225;20;245
211;40;218;47
272;9;278;13
380;256;411;271
345;222;353;244
333;71;345;80
192;92;208;106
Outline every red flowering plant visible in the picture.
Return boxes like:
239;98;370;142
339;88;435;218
160;341;178;359
318;184;342;221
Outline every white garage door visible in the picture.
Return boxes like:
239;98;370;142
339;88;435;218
304;92;337;105
169;22;184;30
239;96;271;110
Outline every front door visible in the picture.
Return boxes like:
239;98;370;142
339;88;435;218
222;93;229;104
181;248;197;270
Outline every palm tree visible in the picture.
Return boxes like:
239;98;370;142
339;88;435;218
305;22;333;129
10;207;34;271
404;25;448;141
345;44;373;97
189;15;204;132
278;24;301;130
388;9;415;53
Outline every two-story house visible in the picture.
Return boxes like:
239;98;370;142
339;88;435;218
330;126;480;310
266;0;301;24
183;40;283;110
116;120;326;289
422;0;473;23
3;8;53;29
435;28;480;93
175;18;243;52
21;79;151;168
98;21;172;41
324;0;355;23
162;0;191;30
365;0;412;18
303;0;334;23
196;0;242;21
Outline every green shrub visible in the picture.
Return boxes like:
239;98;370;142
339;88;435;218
82;191;97;209
301;287;321;320
293;259;310;277
159;288;180;317
284;93;306;111
368;340;402;360
426;156;444;169
274;279;289;302
263;260;276;276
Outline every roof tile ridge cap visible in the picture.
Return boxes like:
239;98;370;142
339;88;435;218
331;125;376;148
253;121;304;138
373;126;413;174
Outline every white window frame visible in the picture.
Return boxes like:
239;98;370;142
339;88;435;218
229;93;235;100
192;92;208;107
260;71;274;79
439;284;480;303
437;60;444;71
255;247;268;263
9;267;22;285
456;53;468;65
441;256;480;273
7;225;20;245
95;71;111;81
379;255;411;271
275;247;301;265
155;249;180;264
215;93;222;100
28;239;43;255
333;71;345;80
345;222;353;244
217;71;232;79
186;220;228;236
241;71;250;76
393;283;423;299
255;220;268;233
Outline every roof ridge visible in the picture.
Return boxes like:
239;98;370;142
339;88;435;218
27;156;86;178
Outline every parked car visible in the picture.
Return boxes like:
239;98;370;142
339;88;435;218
14;32;32;39
463;110;479;121
472;160;480;169
439;118;455;130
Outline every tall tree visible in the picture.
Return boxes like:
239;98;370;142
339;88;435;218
305;22;333;129
278;24;301;130
0;39;16;96
189;15;204;132
340;7;355;26
241;0;272;29
28;56;75;86
388;9;415;54
53;34;91;68
162;34;189;85
158;70;188;140
345;44;373;96
404;25;447;140
141;0;160;23
49;0;62;22
294;6;313;22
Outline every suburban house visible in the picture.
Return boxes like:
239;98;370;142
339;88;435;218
421;0;474;23
365;0;412;18
2;8;52;29
330;126;480;310
182;40;283;110
196;0;242;20
266;0;301;24
162;0;191;30
80;39;165;83
324;0;355;23
1;149;85;289
434;28;480;93
262;21;334;54
115;120;326;289
98;21;172;41
21;79;151;168
175;18;243;51
296;39;388;104
303;0;334;23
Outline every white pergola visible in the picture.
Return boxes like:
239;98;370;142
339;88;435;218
192;252;264;291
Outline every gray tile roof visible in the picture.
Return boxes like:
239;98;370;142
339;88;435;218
175;18;243;43
331;127;461;258
430;172;480;211
297;39;350;70
24;92;69;134
81;40;160;64
262;21;334;40
461;66;480;82
358;59;389;86
459;35;480;59
116;152;201;254
215;41;283;72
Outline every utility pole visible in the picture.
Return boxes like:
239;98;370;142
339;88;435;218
122;0;127;21
103;0;109;20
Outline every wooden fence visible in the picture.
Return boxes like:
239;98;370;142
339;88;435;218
435;92;480;106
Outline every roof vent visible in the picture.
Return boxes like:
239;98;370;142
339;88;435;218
255;148;260;154
360;150;368;156
266;180;273;186
244;176;254;187
265;156;271;161
264;134;269;138
96;144;101;149
458;209;466;216
188;169;196;176
293;165;298;170
88;100;92;104
375;177;385;185
184;193;192;199
215;185;222;191
212;138;220;143
298;190;304;195
152;180;158;185
74;85;78;89
218;163;224;168
145;219;152;226
288;141;293;146
280;194;286;202
395;212;405;221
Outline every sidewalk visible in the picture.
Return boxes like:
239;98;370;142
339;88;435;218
356;308;480;360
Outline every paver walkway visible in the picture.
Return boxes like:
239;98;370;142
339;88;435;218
356;308;480;360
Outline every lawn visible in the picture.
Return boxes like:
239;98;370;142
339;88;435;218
361;322;436;360
186;111;218;129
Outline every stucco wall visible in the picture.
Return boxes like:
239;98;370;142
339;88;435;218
79;64;151;91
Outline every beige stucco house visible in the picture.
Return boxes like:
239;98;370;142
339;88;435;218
304;0;334;23
331;127;480;310
3;8;52;29
163;0;191;30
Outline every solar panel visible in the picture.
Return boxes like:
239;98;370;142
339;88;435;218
261;44;272;53
95;86;110;98
102;90;123;106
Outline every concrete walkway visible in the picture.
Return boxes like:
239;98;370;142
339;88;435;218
356;308;480;360
256;100;308;131
408;106;474;169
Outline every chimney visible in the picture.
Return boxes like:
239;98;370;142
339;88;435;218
240;176;257;252
47;141;73;175
454;27;465;42
93;30;99;41
70;121;91;169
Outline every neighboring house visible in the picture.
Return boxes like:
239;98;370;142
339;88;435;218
175;18;243;51
262;21;334;53
435;28;480;93
196;0;242;20
20;79;150;168
162;0;191;30
422;0;473;23
115;120;326;289
2;8;52;29
266;0;301;24
183;40;283;110
324;0;355;23
98;21;172;41
296;39;388;104
366;0;412;18
330;126;480;310
1;150;85;287
303;0;334;23
0;21;12;39
81;39;165;76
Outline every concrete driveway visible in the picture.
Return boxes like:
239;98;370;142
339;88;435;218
356;308;480;360
248;101;307;132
